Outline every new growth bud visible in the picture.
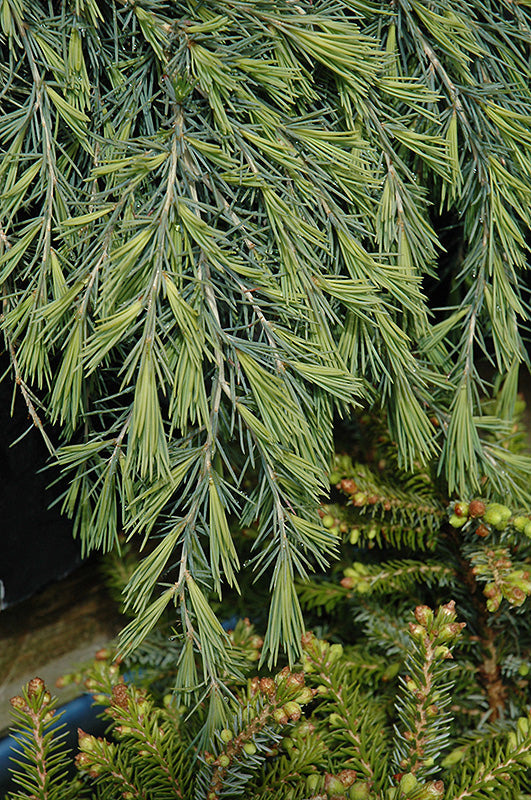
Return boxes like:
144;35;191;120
27;677;45;697
399;772;417;793
468;500;486;518
414;605;433;626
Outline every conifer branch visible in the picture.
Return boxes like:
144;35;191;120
2;0;531;711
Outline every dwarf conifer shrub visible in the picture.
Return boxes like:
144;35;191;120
7;599;531;799
298;407;531;730
5;401;531;797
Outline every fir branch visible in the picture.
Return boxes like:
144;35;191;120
391;601;465;780
8;678;78;800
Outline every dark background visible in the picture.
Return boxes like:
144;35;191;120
0;356;81;609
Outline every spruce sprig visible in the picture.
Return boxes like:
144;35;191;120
8;677;82;800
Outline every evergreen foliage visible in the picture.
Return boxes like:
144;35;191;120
2;0;531;752
298;405;531;733
7;598;531;799
7;678;80;800
6;398;531;797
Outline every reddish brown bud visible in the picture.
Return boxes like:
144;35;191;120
259;678;275;697
426;780;445;798
285;672;305;691
112;684;129;709
468;500;486;518
409;622;426;640
510;588;526;605
27;677;45;697
338;768;357;787
454;501;469;517
10;695;26;710
340;479;357;494
440;600;456;617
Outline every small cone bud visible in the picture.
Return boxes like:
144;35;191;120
285;672;305;691
442;746;466;767
440;600;456;618
409;623;426;640
513;516;529;533
453;501;469;517
518;716;529;736
449;513;466;528
306;774;321;792
399;772;417;793
350;781;370;799
283;701;301;721
425;780;444;798
295;686;314;704
112;684;129;709
273;709;289;725
27;677;45;697
340;479;357;494
259;678;275;696
352;492;367;506
468;500;486;518
325;773;347;795
78;729;96;752
414;605;433;626
338;769;357;787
